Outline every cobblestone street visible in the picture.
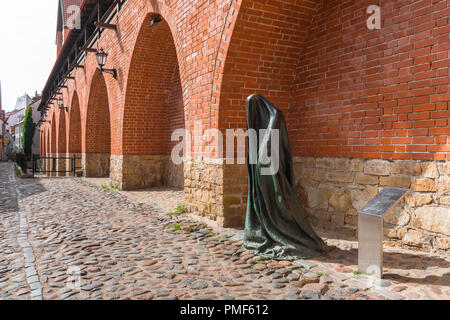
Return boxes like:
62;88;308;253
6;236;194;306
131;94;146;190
0;163;449;300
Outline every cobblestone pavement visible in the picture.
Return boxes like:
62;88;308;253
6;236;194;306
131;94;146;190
1;163;449;300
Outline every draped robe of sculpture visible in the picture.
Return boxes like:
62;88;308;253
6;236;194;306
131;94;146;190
244;94;327;260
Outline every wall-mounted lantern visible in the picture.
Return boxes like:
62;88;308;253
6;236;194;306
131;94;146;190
96;48;117;79
150;15;162;27
57;97;68;112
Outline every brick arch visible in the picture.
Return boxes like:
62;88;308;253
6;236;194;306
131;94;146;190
45;127;49;156
218;0;319;132
145;2;187;84
84;70;111;177
40;128;45;159
47;112;57;176
212;0;320;227
40;132;43;156
58;110;67;154
68;91;82;154
117;14;185;190
43;126;48;173
57;109;67;176
51;112;57;154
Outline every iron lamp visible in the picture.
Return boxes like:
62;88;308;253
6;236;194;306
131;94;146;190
150;15;162;27
57;97;68;112
96;48;117;79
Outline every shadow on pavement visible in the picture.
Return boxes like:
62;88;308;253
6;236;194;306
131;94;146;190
0;163;48;213
316;246;450;287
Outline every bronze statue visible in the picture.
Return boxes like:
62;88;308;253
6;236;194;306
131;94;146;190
244;94;327;260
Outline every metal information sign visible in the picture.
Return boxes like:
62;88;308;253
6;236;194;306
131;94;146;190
358;187;409;278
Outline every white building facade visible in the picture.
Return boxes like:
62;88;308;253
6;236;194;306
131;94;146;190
5;93;41;157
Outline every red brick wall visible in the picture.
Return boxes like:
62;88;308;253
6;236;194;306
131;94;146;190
167;63;184;154
43;0;449;176
40;132;43;156
56;30;63;56
122;16;182;156
47;0;233;160
44;128;49;156
288;0;450;161
57;0;82;55
217;0;321;158
68;91;82;153
51;112;57;154
84;71;111;154
58;109;67;153
62;0;83;22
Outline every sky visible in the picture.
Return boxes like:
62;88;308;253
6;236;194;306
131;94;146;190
0;1;58;112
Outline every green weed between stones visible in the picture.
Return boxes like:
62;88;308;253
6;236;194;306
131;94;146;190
168;204;186;216
101;182;121;191
13;164;21;177
216;234;230;241
172;224;182;232
255;256;268;262
353;269;363;275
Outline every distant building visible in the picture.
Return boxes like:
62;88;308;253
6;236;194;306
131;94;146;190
15;93;32;110
0;116;6;160
6;107;25;153
0;81;6;160
0;114;7;161
5;92;41;157
5;129;13;160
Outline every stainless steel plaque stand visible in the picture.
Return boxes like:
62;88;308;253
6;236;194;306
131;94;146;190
358;187;409;278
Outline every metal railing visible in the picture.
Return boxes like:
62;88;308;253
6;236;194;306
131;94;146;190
31;154;82;176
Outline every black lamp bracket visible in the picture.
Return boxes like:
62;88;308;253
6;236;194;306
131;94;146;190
98;67;117;79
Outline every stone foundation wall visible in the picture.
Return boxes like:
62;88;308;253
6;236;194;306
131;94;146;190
46;153;56;177
222;163;248;227
184;159;247;228
166;160;184;188
55;153;66;177
42;156;49;175
183;157;449;251
293;157;449;251
110;155;184;190
184;160;224;225
82;153;110;177
110;155;122;186
70;153;82;176
45;153;80;177
61;153;82;177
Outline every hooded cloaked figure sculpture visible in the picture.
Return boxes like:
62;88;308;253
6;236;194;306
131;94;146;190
244;94;328;260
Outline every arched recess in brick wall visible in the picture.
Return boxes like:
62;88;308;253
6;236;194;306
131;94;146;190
51;112;57;155
69;92;82;154
69;91;82;176
44;127;49;156
42;128;48;172
84;70;111;178
49;112;57;176
39;133;42;154
58;110;67;154
42;133;45;156
57;110;67;176
118;14;185;191
216;0;319;227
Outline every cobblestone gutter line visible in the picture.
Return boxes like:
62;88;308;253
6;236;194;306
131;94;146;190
15;184;43;300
